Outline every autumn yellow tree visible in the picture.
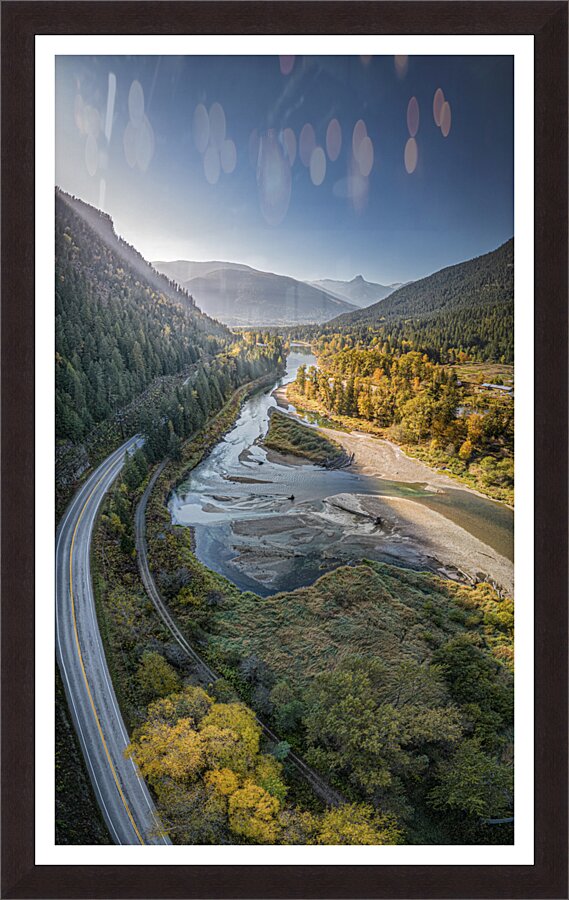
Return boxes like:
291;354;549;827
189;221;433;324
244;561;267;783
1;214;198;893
126;717;204;785
199;702;261;774
126;686;289;844
317;803;403;845
228;781;281;844
126;684;406;847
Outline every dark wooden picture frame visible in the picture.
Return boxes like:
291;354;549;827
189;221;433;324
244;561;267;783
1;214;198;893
1;2;567;897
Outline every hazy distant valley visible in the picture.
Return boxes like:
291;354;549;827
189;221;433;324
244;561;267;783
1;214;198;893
153;258;398;325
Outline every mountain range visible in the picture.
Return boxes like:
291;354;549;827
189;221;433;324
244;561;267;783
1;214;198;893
153;260;357;326
58;191;512;361
310;276;406;308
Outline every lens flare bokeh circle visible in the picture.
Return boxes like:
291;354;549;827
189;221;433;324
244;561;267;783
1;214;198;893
440;101;452;137
128;81;145;127
407;97;420;137
433;88;445;127
257;130;292;225
404;137;418;174
299;123;316;167
352;119;367;159
326;118;342;162
310;147;326;186
279;56;295;76
357;135;374;177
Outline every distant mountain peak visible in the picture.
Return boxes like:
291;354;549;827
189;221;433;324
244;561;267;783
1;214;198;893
153;259;356;326
327;238;514;363
310;275;399;309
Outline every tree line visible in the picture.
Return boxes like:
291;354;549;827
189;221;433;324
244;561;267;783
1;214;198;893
291;343;513;502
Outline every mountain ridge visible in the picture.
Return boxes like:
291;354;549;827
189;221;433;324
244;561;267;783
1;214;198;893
325;238;514;362
311;275;405;308
153;260;357;326
57;190;229;337
152;259;256;283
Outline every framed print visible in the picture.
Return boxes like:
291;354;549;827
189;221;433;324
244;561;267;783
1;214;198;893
1;2;567;898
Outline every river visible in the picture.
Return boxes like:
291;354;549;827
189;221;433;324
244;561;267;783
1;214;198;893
170;348;514;596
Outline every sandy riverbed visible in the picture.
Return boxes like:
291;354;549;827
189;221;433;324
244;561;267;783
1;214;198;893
226;489;513;596
265;384;514;594
274;383;497;500
320;428;466;493
331;493;513;594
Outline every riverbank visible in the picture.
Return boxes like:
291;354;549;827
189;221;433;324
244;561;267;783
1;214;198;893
158;370;284;498
328;493;513;594
280;383;514;506
220;487;513;596
321;427;487;496
275;382;511;506
168;359;513;597
270;384;513;595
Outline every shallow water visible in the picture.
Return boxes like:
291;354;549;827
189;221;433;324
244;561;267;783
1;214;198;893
171;348;513;595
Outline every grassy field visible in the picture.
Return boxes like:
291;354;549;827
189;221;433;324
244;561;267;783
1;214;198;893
208;562;514;687
263;409;349;467
452;362;514;387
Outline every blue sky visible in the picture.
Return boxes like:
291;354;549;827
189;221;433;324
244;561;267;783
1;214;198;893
56;54;513;284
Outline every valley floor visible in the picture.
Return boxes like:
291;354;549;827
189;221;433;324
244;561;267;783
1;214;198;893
275;384;504;499
273;385;513;596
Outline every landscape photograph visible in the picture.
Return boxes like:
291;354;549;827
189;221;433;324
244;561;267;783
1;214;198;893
55;53;515;847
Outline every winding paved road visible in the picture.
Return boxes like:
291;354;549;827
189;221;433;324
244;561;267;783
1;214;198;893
56;437;170;845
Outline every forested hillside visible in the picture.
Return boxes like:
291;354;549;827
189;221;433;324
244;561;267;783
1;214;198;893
58;192;223;325
299;240;514;363
56;191;229;443
55;191;284;500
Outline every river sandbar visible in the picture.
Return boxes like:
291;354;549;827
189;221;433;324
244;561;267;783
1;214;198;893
223;490;513;596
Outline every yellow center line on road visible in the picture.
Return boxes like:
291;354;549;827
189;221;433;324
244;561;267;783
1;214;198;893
68;460;145;845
